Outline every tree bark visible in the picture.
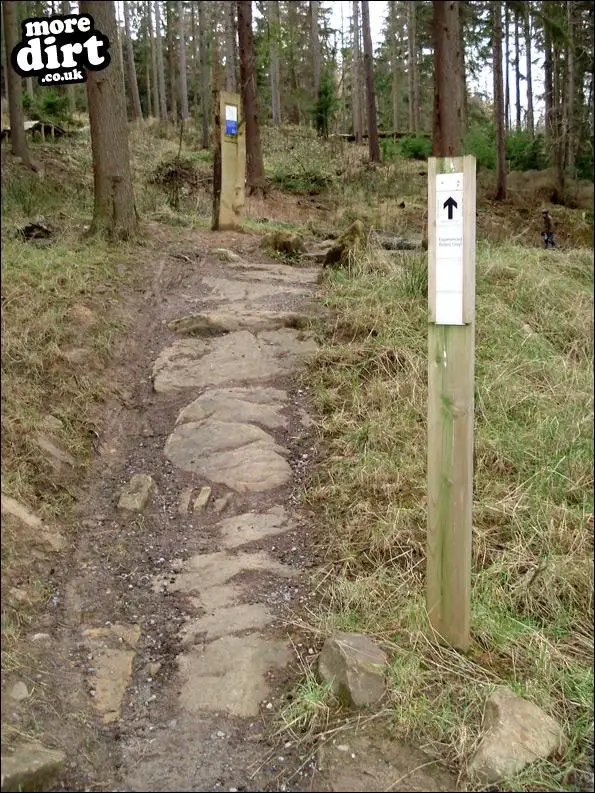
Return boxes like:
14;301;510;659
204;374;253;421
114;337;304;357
154;1;168;123
224;1;237;93
80;0;137;239
178;1;189;121
390;0;399;134
123;0;143;122
432;0;463;157
310;0;321;101
524;2;534;135
148;0;160;118
493;0;506;200
198;0;210;148
361;0;380;162
566;0;575;172
544;13;553;146
62;0;76;112
2;0;32;166
237;0;265;191
514;7;521;129
287;0;301;124
504;0;510;132
166;2;178;122
352;0;362;142
269;1;281;123
407;0;417;132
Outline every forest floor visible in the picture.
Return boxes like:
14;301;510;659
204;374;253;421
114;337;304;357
1;123;593;792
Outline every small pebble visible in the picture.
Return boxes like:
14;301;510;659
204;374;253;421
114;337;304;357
265;702;273;710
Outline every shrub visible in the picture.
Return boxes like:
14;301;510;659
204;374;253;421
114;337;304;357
399;134;432;161
506;130;547;171
464;123;496;170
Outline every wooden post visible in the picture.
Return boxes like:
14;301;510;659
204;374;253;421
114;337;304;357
426;155;476;651
212;90;245;230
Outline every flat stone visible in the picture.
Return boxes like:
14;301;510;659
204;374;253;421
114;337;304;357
88;648;136;724
226;260;320;285
202;276;305;304
1;494;43;529
168;311;307;337
213;493;233;513
178;634;291;717
164;420;291;493
181;603;273;642
176;386;288;429
10;681;29;701
34;433;76;470
1;742;65;792
468;686;565;785
178;487;193;515
193;486;212;513
118;474;155;512
318;633;387;708
212;248;241;262
194;584;243;611
218;506;295;548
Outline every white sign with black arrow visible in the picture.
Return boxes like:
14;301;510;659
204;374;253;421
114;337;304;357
435;172;464;325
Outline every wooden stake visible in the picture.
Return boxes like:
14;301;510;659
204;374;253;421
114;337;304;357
212;90;245;231
426;155;476;651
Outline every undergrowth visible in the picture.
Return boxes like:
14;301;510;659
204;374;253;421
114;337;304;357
298;242;594;791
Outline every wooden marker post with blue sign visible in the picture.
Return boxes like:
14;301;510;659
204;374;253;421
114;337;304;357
212;91;245;230
426;155;476;651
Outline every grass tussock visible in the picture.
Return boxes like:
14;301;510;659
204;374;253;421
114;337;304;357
300;242;594;790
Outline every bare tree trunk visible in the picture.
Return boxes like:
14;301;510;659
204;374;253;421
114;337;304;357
2;0;32;166
493;0;506;200
166;2;178;122
514;7;521;129
146;57;152;117
123;0;143;122
432;0;463;157
224;1;237;92
198;0;210;148
544;16;553;146
310;0;321;101
361;0;380;161
237;0;265;192
407;0;417;132
351;0;362;142
179;1;189;121
504;0;510;132
524;1;534;135
80;0;137;238
459;0;467;130
154;1;168;123
269;1;281;123
390;0;399;134
148;0;160;118
62;0;76;112
288;0;301;124
566;0;575;171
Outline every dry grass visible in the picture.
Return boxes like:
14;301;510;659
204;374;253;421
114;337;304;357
300;241;594;790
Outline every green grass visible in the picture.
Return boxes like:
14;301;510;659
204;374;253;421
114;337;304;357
301;242;594;789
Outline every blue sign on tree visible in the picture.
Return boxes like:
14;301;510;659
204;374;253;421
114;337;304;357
225;104;238;136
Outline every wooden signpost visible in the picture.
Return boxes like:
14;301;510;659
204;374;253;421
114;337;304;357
212;90;245;231
426;155;476;651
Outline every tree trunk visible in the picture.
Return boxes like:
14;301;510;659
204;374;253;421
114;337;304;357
123;0;143;122
390;0;399;134
224;1;237;92
288;0;301;124
514;8;521;129
198;0;210;148
80;1;137;239
544;15;553;146
62;0;76;112
237;0;265;191
269;1;281;123
166;2;178;122
432;0;463;157
361;0;380;162
178;2;189;121
504;0;510;132
493;0;506;200
407;0;417;132
311;0;321;101
2;0;32;166
352;0;362;142
154;1;168;123
148;0;160;118
459;0;467;130
524;2;534;135
566;0;575;172
146;56;152;118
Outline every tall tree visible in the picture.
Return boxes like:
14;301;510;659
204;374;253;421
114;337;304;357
504;0;510;131
225;0;237;92
237;0;265;192
198;0;210;147
407;0;418;131
310;0;321;101
123;0;143;122
565;0;575;172
493;0;506;200
432;0;463;156
390;0;399;134
523;2;534;135
361;0;380;161
268;1;281;123
147;0;160;118
154;1;168;123
2;0;32;167
514;6;521;129
351;0;362;142
179;1;189;121
79;0;137;238
62;0;76;113
166;1;177;122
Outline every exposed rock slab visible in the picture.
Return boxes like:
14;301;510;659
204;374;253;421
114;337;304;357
1;743;66;793
178;634;291;717
168;311;308;337
202;276;305;304
176;386;288;430
468;686;565;785
218;506;295;548
118;474;155;512
0;494;66;553
318;633;387;708
165;419;291;492
226;260;320;285
181;603;273;642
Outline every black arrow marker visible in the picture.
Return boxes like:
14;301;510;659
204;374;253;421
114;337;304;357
443;196;458;219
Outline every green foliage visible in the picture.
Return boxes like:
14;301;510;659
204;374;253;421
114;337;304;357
314;69;340;139
22;89;73;125
399;133;432;161
506;130;547;171
464;123;497;170
379;138;401;161
574;146;594;183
